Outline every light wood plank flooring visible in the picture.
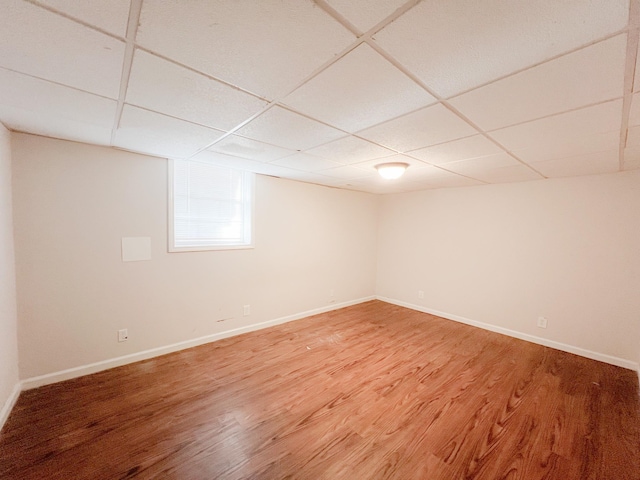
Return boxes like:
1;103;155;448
1;300;639;479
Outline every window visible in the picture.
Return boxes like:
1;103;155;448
169;159;254;251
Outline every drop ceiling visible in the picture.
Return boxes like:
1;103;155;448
1;0;639;194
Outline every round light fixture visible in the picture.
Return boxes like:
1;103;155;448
375;162;409;179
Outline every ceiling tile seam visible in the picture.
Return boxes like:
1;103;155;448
362;40;545;178
481;97;624;133
110;0;143;145
0;65;118;102
134;23;365;110
133;47;272;103
25;0;128;41
402;150;505;168
134;2;418;162
186;41;384;159
124;104;228;135
360;0;424;38
407;164;491;185
619;0;640;169
313;0;422;39
312;0;362;35
443;31;631;101
184;100;340;161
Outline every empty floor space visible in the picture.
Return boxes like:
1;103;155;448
1;301;638;479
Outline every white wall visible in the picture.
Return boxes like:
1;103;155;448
377;171;640;367
11;134;379;380
0;124;20;426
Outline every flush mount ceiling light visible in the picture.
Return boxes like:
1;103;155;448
375;162;409;180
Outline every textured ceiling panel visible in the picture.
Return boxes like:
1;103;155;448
207;135;295;163
0;67;116;128
357;104;478;152
491;100;622;153
235;106;346;151
126;50;268;131
450;35;627;131
283;43;435;132
136;0;355;100
36;0;131;37
373;0;629;97
114;105;224;159
0;0;636;193
532;150;620;177
306;135;395;165
324;0;408;32
271;152;343;172
0;0;125;99
408;135;504;165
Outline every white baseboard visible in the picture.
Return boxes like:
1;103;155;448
21;296;376;390
377;296;639;372
0;382;21;432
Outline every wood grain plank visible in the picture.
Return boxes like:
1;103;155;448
1;300;638;479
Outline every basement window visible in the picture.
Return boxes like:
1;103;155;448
168;159;254;252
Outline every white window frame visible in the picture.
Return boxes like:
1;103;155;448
168;159;255;252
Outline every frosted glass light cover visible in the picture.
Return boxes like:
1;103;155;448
375;162;409;179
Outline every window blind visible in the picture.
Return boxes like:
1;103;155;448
171;160;253;250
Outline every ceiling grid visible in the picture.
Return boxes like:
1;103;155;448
0;0;637;193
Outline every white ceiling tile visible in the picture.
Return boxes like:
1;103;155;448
136;0;355;100
464;164;543;184
207;135;295;162
0;67;116;128
190;150;301;177
0;0;125;99
623;146;640;170
450;35;627;131
513;129;620;164
401;164;465;181
305;135;395;164
625;124;640;146
357;103;478;152
374;0;629;97
0;104;112;146
324;0;408;32
126;50;268;131
533;150;620;177
36;0;131;37
283;43;435;132
442;152;521;176
628;92;640;126
409;175;485;190
279;170;341;186
491;100;622;152
408;135;504;165
321;165;376;180
271;152;342;172
635;47;640;93
235;106;346;151
114;105;224;158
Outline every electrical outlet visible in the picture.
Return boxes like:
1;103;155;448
329;289;336;304
118;329;128;342
418;290;425;299
537;317;548;329
243;305;250;316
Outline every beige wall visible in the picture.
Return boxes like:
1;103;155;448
10;131;640;384
11;134;378;379
0;124;19;423
377;170;640;365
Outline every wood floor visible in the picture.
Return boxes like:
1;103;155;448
1;301;638;479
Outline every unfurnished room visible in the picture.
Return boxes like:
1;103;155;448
0;1;639;479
